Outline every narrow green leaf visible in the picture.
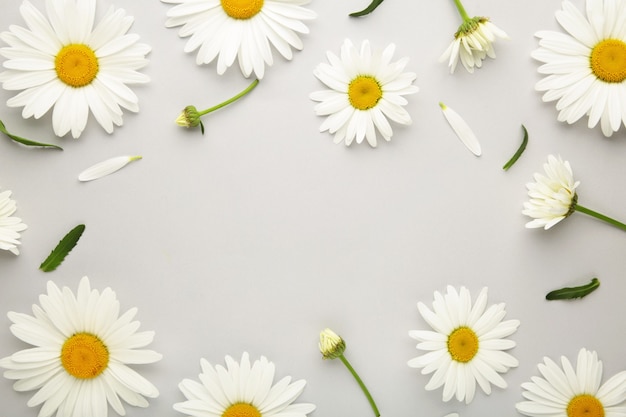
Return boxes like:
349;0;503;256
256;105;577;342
349;0;384;17
502;124;528;171
0;119;63;150
39;224;85;272
546;277;600;300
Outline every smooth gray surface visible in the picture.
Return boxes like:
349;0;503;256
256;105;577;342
0;0;625;416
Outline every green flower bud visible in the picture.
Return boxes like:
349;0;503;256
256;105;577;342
319;328;346;359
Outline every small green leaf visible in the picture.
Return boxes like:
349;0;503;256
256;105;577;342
39;224;85;272
546;277;600;300
502;124;528;171
0;119;63;150
349;0;384;17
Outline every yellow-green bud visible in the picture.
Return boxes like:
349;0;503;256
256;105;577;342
319;328;346;359
175;105;202;128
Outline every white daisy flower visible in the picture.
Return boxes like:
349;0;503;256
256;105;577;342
440;17;509;74
408;286;520;404
174;352;316;417
0;0;151;138
310;39;419;147
0;277;162;417
516;348;626;417
161;0;316;79
0;189;27;255
523;154;626;232
532;0;626;137
439;0;508;74
522;154;579;230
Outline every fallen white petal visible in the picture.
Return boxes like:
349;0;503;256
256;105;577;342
78;156;142;182
439;103;482;156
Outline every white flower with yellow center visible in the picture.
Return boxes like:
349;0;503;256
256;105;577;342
532;0;626;137
174;352;316;417
310;39;419;147
516;348;626;417
161;0;316;79
0;0;151;138
0;277;162;417
0;189;27;255
408;286;520;404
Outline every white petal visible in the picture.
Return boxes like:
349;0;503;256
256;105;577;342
78;155;142;182
439;103;481;156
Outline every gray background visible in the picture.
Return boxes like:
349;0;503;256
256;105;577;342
0;0;625;416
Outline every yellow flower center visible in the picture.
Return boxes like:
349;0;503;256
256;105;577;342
221;0;264;19
567;394;605;417
55;44;99;88
222;403;262;417
348;75;383;110
590;39;626;83
61;332;109;379
447;326;479;363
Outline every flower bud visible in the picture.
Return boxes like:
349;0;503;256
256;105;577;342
175;106;202;128
319;328;346;359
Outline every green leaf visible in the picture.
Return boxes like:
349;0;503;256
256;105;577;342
0;119;63;150
546;277;600;300
502;124;528;171
39;224;86;272
349;0;384;17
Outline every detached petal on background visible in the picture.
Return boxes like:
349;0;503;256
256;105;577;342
78;155;142;182
439;103;482;156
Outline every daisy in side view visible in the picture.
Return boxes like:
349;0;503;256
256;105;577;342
533;0;626;137
516;348;626;417
161;0;316;79
310;39;419;147
523;154;626;232
440;0;509;73
0;0;151;138
408;286;520;404
0;188;27;255
174;352;316;417
0;277;162;417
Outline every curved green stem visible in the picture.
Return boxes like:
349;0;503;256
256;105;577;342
452;0;471;20
339;354;380;417
198;79;259;116
575;204;626;232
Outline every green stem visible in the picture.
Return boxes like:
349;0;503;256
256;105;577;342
339;354;380;417
452;0;470;20
198;79;259;116
575;204;626;232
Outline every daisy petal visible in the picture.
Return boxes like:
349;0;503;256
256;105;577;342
78;155;142;182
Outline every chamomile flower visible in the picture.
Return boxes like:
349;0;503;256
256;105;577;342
310;39;419;147
532;0;626;137
0;0;151;139
161;0;316;79
174;352;316;417
0;189;27;255
408;286;520;404
516;348;626;417
523;155;626;232
0;277;162;417
440;0;509;73
523;154;579;229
